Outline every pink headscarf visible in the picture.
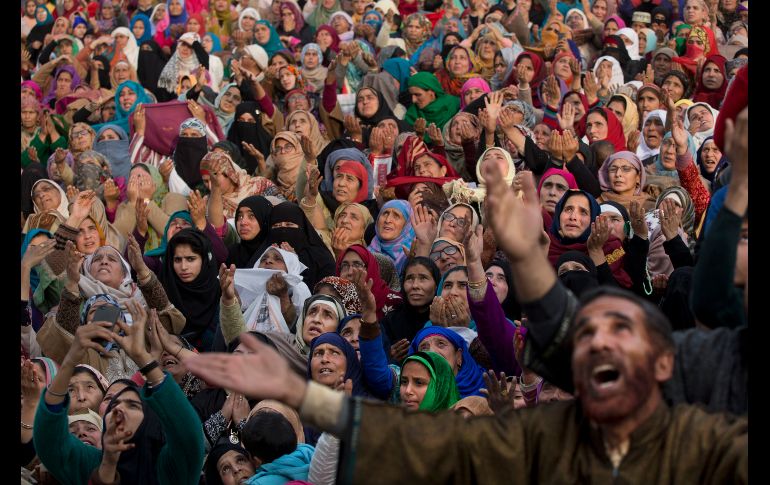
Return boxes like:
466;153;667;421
603;15;626;40
21;80;43;102
537;167;578;195
459;77;491;109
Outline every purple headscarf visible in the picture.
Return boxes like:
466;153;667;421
42;65;82;106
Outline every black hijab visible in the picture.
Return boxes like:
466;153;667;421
381;257;440;349
137;40;167;96
159;228;221;347
602;35;632;69
103;385;166;485
172;132;209;190
252;202;336;288
93;55;113;89
226;101;273;173
226;196;273;268
354;87;396;134
315;138;358;176
212;140;245;171
556;250;599;297
486;259;522;321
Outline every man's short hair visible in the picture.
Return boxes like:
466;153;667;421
241;411;297;464
573;286;675;353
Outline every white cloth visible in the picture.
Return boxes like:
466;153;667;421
617;28;641;60
111;27;139;71
79;246;146;312
208;54;225;92
234;247;310;334
684;102;720;150
31;179;70;219
308;432;340;485
448;326;478;347
636;109;667;161
593;55;625;89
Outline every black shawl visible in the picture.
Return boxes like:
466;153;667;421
226;101;273;173
226;196;274;268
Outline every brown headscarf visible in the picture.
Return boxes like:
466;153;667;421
199;150;278;218
249;399;305;444
285;110;329;156
269;131;305;202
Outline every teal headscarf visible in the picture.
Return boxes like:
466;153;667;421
434;266;476;331
35;6;53;26
255;20;284;57
21;229;53;295
402;351;461;412
205;31;222;53
144;210;193;257
383;58;410;93
655;130;696;179
94;80;152;134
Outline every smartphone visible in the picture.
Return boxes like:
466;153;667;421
92;305;122;352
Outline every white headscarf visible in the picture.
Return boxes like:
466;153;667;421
684;102;720;150
636;109;667;161
157;35;202;93
111;27;139;71
79;246;147;311
475;147;516;197
617;27;641;60
565;8;589;30
593;55;625;89
238;8;261;31
243;44;269;81
234;247;310;334
31;179;70;218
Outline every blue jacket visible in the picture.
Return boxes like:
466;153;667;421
245;444;315;485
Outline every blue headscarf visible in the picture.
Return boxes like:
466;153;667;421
35;6;53;26
551;189;601;244
368;200;415;274
94;124;131;181
307;332;369;397
165;0;188;37
363;10;383;33
21;229;53;295
130;14;153;45
79;294;124;325
703;185;727;236
408;326;486;398
382;58;411;94
434;266;476;331
205;31;222;53
94;80;152;134
73;15;88;31
255;20;284;57
144;210;194;257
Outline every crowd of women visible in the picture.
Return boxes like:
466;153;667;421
20;0;748;483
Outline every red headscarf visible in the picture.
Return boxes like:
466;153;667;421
281;2;305;31
552;51;577;85
315;25;341;53
335;244;403;320
337;161;369;203
537;167;578;195
186;13;206;37
399;0;419;18
672;26;718;77
713;65;747;152
589;107;627;152
390;135;459;179
692;54;728;110
505;52;547;108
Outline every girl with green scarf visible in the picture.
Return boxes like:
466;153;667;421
405;72;461;137
400;351;461;412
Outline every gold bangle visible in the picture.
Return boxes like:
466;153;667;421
21;421;33;430
300;197;317;208
468;279;487;289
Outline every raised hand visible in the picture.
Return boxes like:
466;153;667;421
583;71;600;103
547;130;564;160
343;114;362;140
542;75;561;109
305;164;322;200
54;147;69;165
480;370;513;414
188;190;207;230
651;273;669;294
412;204;438;243
628;201;648;239
64;240;84;286
426;123;443;146
562;130;579;161
134;198;150;237
21;238;56;270
390;339;410;363
113;299;150;364
557;101;576;131
349;266;377;318
21;359;47;403
242;142;267;171
458;120;477;143
658;198;682;241
26;146;39;163
723;107;748;181
219;263;238;305
187;99;206;122
483;90;504;126
671;113;689;155
133;103;146;135
159;157;174;184
444;295;470;326
587;214;611;254
331;227;351;256
516;63;533;86
300;135;316;161
126;233;151;281
413;117;427;138
369;127;385;155
465;225;484;263
484;165;544;263
265;273;289;298
498;107;517;131
183;332;308;407
66;185;80;205
429;296;446;326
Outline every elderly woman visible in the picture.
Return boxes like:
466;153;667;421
435;46;482;97
336;245;402;320
37;240;186;381
23;179;70;234
538;167;579;214
156;32;209;101
597;151;656;212
405;72;461;134
636;110;668;166
368;200;415;274
302;147;377;238
326;202;373;258
46;122;97;186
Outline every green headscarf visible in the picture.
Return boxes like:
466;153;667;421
255;20;284;57
674;24;692;56
308;0;341;28
130;163;169;251
405;72;461;136
402;351;461;412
